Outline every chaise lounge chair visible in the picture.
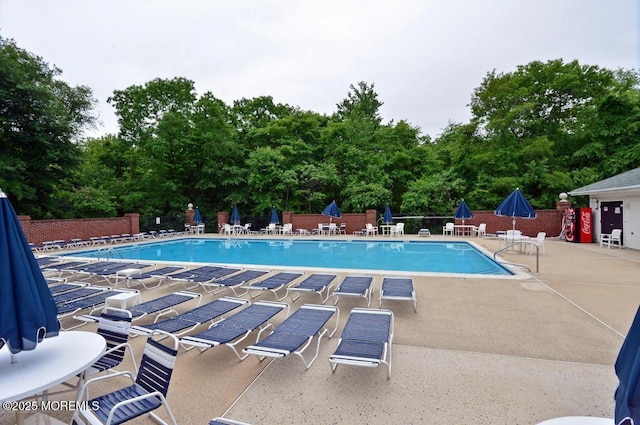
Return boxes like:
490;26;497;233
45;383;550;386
72;330;180;425
126;291;202;323
328;308;395;378
164;266;225;288
286;273;338;304
119;266;188;290
379;276;417;312
57;288;141;330
331;275;374;307
241;272;303;301
130;297;248;337
76;307;137;387
179;301;289;359
199;269;269;296
243;304;340;369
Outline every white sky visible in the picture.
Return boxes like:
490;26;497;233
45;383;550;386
1;0;638;140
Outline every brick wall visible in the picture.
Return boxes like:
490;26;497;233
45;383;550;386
218;210;378;234
216;205;568;238
451;209;563;237
19;214;140;244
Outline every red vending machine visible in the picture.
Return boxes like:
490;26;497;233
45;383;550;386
564;207;593;243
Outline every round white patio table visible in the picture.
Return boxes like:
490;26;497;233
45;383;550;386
0;331;106;424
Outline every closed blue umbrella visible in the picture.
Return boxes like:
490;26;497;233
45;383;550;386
454;199;473;225
494;188;537;231
383;204;393;225
230;205;241;225
615;305;640;424
193;207;202;224
0;189;59;356
270;207;280;224
322;200;341;223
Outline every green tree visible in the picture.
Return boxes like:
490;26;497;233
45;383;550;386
0;37;96;217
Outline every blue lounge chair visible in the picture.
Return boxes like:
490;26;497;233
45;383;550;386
130;297;249;337
122;266;189;290
83;262;151;284
72;330;179;425
243;304;340;369
331;275;374;307
242;272;303;301
286;273;337;304
165;266;227;289
199;269;269;296
48;281;88;295
77;307;136;386
54;286;110;305
57;289;140;330
183;267;243;291
379;276;417;312
328;308;394;378
127;291;202;323
180;301;289;359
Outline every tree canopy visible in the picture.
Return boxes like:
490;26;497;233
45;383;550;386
0;37;96;217
2;38;639;221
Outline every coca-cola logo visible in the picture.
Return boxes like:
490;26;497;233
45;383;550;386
580;210;591;234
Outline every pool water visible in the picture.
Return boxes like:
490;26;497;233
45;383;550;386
69;238;513;276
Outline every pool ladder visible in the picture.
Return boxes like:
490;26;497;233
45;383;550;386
96;246;123;261
493;240;540;274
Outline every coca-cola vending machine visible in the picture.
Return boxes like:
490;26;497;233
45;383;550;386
564;207;593;243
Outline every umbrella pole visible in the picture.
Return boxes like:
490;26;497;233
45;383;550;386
10;352;17;363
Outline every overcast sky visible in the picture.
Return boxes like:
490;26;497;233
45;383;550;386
1;0;638;139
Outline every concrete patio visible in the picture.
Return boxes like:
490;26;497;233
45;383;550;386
7;235;640;425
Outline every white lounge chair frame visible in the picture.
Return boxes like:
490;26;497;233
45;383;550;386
332;275;374;307
287;273;338;304
379;276;417;312
179;301;289;360
328;308;394;379
243;304;340;369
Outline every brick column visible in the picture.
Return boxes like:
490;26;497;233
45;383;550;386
217;211;229;233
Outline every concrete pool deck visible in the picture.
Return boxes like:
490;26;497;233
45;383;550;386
14;235;640;424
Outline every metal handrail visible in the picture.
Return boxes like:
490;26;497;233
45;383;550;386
493;240;540;273
96;246;123;261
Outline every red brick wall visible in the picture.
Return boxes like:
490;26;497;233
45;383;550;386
452;209;563;237
215;207;566;237
218;210;378;235
19;214;140;244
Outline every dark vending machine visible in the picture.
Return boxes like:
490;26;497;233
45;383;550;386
564;207;593;243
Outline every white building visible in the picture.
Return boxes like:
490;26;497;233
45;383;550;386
569;167;640;249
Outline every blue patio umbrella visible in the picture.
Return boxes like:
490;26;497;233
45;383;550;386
615;305;640;424
230;205;241;225
383;204;393;225
494;188;537;231
193;207;202;224
0;189;59;357
454;199;474;224
270;207;280;224
322;200;341;223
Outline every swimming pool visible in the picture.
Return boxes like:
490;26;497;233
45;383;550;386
68;238;513;276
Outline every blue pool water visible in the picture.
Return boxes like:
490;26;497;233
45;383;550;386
69;238;512;276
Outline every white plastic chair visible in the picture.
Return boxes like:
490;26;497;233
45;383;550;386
365;223;378;236
529;232;546;255
473;223;486;237
600;229;622;248
443;222;454;236
390;223;405;236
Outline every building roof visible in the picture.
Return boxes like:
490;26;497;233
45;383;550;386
569;167;640;196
